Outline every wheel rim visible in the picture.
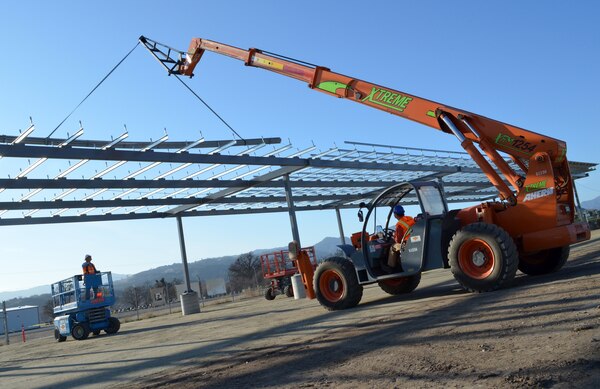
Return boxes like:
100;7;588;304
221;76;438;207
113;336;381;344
319;269;344;302
458;238;494;279
73;326;84;338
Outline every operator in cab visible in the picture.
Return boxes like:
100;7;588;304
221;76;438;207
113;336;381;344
385;205;415;272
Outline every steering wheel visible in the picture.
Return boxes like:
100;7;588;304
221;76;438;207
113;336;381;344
383;228;395;241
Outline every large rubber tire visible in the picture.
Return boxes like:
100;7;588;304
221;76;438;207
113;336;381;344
71;323;90;341
54;329;67;342
284;285;294;298
448;223;518;292
378;273;421;295
313;257;363;311
518;246;570;275
105;317;120;335
264;288;276;301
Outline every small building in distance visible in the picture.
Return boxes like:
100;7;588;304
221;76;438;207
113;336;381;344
1;305;40;334
175;281;201;300
150;287;166;306
206;278;227;297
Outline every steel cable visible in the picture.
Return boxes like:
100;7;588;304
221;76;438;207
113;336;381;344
47;41;141;138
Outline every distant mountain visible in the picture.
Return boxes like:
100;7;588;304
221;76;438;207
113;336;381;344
313;236;348;258
113;236;348;290
114;254;239;289
0;285;50;301
2;237;348;321
2;237;347;300
582;195;600;210
0;273;129;301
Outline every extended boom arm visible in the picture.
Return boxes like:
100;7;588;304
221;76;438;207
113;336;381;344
182;38;565;158
140;35;588;252
139;36;569;203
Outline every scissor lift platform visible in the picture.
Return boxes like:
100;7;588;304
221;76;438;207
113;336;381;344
51;272;120;341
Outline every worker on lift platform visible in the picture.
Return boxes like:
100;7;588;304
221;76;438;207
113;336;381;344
82;254;100;300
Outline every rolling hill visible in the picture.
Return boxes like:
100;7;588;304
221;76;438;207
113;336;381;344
1;236;348;302
582;194;600;210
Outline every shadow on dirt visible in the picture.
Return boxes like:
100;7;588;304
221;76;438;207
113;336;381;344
28;243;600;388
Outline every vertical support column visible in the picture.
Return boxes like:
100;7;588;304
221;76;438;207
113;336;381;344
283;174;301;247
437;177;450;212
176;215;192;292
572;180;588;223
2;301;9;345
176;215;200;315
335;207;346;245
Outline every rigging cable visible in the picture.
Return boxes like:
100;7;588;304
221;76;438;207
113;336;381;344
172;74;245;142
47;41;141;138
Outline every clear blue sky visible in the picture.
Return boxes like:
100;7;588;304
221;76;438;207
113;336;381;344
1;1;598;292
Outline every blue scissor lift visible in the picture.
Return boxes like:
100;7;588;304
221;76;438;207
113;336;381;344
51;272;120;341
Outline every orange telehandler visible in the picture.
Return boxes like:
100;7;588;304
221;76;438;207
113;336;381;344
140;36;590;310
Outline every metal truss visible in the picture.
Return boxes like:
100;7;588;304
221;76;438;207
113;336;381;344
0;120;595;226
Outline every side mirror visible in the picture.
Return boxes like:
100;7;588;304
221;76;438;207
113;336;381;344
357;202;367;222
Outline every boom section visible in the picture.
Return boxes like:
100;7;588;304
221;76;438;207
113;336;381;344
139;35;589;254
174;37;567;167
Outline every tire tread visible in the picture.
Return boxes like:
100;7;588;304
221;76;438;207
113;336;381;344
314;257;363;311
449;222;518;292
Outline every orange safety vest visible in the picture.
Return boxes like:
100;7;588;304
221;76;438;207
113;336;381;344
82;262;97;275
394;216;415;243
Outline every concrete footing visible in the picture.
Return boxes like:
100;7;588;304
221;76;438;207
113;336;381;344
291;274;306;300
180;291;200;315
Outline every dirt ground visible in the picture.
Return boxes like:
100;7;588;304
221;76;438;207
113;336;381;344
1;232;599;389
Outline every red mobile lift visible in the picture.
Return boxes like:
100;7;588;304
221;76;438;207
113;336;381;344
261;247;317;300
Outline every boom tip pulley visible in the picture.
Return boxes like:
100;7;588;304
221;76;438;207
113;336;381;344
139;35;186;76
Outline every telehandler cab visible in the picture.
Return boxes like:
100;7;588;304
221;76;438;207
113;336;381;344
313;180;517;310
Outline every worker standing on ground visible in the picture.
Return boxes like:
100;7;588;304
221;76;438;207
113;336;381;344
385;205;415;272
82;254;100;300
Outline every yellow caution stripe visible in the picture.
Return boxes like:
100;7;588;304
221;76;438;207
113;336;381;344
254;57;284;70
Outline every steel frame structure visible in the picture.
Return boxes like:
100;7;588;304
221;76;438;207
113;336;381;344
0;123;595;228
1;121;595;313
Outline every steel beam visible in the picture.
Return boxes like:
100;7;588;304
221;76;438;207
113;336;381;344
0;194;379;211
0;134;281;150
572;179;588;222
283;174;301;246
0;196;506;226
167;165;306;214
0;178;495;190
335;207;346;244
0;186;494;211
176;215;193;292
0;144;481;173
